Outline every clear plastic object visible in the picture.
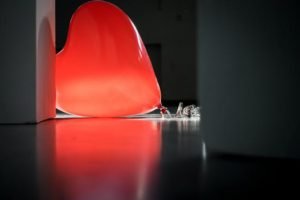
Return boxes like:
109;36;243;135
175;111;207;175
175;102;200;119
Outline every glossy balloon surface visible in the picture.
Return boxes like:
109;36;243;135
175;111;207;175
56;1;161;117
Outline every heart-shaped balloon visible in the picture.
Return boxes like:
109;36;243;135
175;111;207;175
56;1;161;117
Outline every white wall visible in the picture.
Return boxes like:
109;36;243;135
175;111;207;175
0;0;56;123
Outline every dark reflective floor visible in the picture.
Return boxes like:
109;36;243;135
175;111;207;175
1;116;300;200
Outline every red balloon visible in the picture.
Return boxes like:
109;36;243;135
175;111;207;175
56;1;161;117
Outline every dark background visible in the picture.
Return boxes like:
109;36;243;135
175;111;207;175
197;0;299;156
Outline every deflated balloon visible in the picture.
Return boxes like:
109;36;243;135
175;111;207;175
56;1;161;117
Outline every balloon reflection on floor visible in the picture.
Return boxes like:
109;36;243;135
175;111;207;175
55;118;161;200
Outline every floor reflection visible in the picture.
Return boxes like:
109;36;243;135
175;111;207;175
1;117;203;200
0;121;56;200
54;118;161;200
2;116;300;200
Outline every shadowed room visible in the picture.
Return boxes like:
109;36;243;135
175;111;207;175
0;0;299;199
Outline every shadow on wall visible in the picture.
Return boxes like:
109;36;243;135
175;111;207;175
197;0;299;158
37;18;56;121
